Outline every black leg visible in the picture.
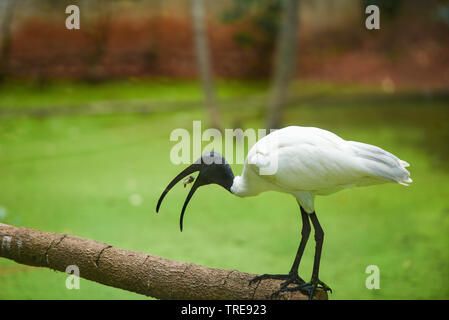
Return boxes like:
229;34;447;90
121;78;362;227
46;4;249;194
309;212;323;281
271;211;332;300
307;212;332;298
249;204;311;296
289;206;311;275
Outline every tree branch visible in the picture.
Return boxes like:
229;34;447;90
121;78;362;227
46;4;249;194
0;223;327;300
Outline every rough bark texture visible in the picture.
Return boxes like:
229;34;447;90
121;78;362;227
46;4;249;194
0;223;327;300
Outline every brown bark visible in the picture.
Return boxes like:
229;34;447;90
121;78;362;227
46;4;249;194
0;223;327;300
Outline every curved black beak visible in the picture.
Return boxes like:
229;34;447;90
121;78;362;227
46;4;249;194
156;162;201;214
156;162;203;232
156;152;234;232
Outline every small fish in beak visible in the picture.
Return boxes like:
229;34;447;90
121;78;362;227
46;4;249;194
183;176;195;188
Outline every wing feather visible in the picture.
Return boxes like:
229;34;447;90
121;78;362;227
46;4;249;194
247;126;412;193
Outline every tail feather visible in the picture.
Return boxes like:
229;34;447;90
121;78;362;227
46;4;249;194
348;141;412;186
399;160;410;168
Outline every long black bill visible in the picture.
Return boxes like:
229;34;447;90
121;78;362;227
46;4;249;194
156;162;204;232
178;178;202;232
156;163;200;214
156;152;234;232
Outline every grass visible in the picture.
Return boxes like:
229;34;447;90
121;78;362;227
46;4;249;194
0;79;448;299
0;78;269;110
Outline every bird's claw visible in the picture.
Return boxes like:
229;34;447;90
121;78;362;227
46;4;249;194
248;273;308;299
271;282;312;299
249;273;305;286
269;278;332;300
314;279;332;293
304;279;332;300
305;279;332;300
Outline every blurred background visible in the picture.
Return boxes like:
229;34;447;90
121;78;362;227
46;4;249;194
0;0;448;299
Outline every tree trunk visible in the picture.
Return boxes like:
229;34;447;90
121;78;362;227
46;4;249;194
191;0;222;130
0;0;17;83
267;0;300;129
83;0;111;82
0;223;328;300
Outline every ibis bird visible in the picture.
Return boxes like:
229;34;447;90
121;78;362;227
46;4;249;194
156;126;412;299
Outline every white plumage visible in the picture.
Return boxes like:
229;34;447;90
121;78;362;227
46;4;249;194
230;126;412;213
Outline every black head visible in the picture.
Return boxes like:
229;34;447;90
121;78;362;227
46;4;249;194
156;151;234;231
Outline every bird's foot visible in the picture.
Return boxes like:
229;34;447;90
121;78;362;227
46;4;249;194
249;272;307;299
278;278;332;300
249;272;305;286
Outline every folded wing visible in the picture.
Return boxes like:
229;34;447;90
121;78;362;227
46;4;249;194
247;126;412;194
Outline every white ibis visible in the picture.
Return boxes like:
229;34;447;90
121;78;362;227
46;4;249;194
156;126;412;299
